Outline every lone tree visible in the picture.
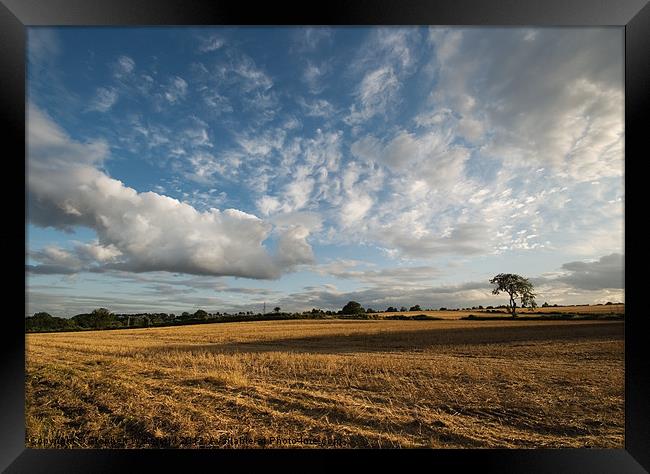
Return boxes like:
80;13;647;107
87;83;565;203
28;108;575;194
274;307;281;313
489;273;536;317
341;301;365;314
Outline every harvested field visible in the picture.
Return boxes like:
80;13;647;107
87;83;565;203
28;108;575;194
26;319;624;448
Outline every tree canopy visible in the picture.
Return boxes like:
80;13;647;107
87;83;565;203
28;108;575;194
341;301;365;314
194;309;208;319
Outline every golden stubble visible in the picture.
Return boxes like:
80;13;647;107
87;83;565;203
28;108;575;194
26;319;624;448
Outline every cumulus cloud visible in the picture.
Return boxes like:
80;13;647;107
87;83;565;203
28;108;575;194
27;104;314;278
74;241;123;263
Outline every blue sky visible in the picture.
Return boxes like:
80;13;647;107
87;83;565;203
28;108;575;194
26;27;625;316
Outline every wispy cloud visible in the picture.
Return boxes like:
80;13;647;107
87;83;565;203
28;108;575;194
163;76;188;103
292;28;333;52
113;55;135;78
198;34;225;53
345;66;400;125
88;87;118;112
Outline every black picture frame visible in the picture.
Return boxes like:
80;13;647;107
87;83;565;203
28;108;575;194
2;0;648;472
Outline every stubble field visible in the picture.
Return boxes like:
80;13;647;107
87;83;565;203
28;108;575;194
26;318;624;448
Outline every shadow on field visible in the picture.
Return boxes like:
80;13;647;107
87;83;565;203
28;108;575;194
144;321;623;356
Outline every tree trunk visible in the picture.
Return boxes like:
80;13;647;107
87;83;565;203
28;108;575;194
510;295;517;317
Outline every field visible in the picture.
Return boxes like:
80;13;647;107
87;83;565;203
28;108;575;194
26;318;624;449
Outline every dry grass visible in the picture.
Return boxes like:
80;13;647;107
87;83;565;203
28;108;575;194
26;319;624;449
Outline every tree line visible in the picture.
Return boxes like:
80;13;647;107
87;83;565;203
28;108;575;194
25;308;298;332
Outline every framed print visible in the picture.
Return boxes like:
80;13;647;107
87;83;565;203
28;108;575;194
2;0;649;472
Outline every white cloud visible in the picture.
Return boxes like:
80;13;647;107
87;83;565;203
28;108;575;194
297;97;336;118
231;55;273;92
114;55;135;78
427;28;623;181
346;66;400;125
302;60;331;94
257;195;281;216
341;194;374;227
28;240;123;274
199;34;225;53
283;176;315;212
351;128;469;189
371;28;418;71
292;28;332;52
74;241;123;263
88;87;119;112
244;129;344;216
235;129;285;157
377;222;487;259
185;152;230;183
203;90;233;113
164;76;188;103
27;104;314;279
344;28;421;127
184;126;212;148
28;246;84;274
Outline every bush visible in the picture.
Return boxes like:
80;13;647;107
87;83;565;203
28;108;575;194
412;314;438;320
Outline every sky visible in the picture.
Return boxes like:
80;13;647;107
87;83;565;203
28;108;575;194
26;27;625;316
